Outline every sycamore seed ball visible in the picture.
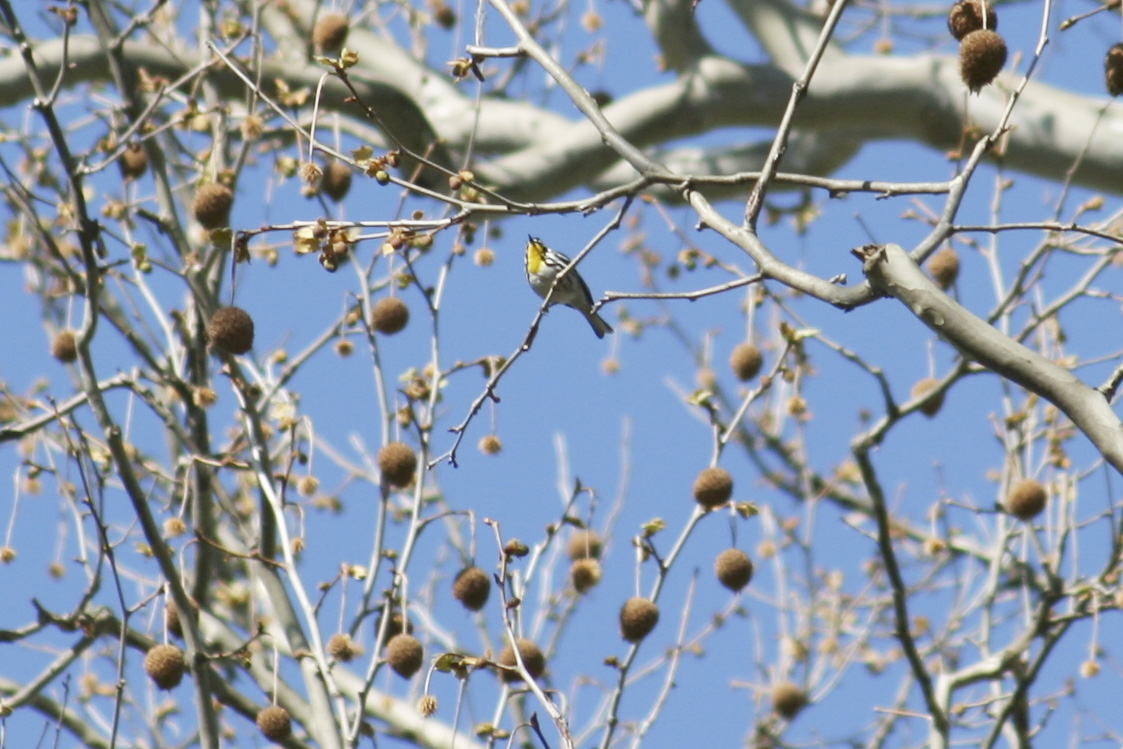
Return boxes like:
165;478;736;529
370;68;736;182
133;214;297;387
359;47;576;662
928;247;960;290
692;466;733;509
256;705;293;741
51;330;78;362
119;143;149;180
208;306;255;355
619;597;659;643
321;161;353;202
386;633;424;678
372;296;410;335
497;638;546;682
192;182;234;229
433;2;457;29
1106;43;1123;97
165;600;183;639
730;342;764;381
163;516;187;538
1005;479;1047;520
570;558;603;593
328;633;361;662
771;681;809;719
714;548;754;592
479;434;503;454
144;643;186;690
911;378;945;418
959;29;1007;93
566;529;603;560
194;387;218;408
378;441;417;488
312;12;350;52
452;566;491;611
297;475;319;497
947;0;997;41
417;694;439;716
377;610;412;639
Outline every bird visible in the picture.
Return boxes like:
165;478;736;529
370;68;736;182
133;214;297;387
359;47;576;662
524;235;614;338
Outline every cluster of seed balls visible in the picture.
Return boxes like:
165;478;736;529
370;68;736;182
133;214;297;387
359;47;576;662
949;0;1006;92
951;0;1123;97
135;22;410;744
203;295;408;362
150;135;1050;736
369;456;764;702
144;332;785;728
304;2;355;209
138;459;807;730
165;470;1036;734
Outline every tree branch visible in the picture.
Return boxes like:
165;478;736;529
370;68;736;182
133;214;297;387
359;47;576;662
854;243;1123;474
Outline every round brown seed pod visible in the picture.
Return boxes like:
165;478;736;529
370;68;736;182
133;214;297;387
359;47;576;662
256;705;292;741
452;566;491;611
51;330;78;362
328;633;361;662
959;29;1007;93
692;466;733;509
570;558;603;594
163;516;187;538
1005;479;1047;520
119;143;149;180
208;306;255;355
192;182;234;229
372;296;410;335
927;247;960;290
1106;43;1123;97
417;694;439;716
322;160;352;202
497;638;546;682
947;0;997;41
619;597;659;643
376;609;412;639
730;342;764;381
714;548;754;592
312;12;350;52
433;2;457;28
478;434;503;454
771;681;808;719
143;643;186;690
566;529;603;560
910;378;945;418
378;441;417;488
386;633;424;678
165;600;183;639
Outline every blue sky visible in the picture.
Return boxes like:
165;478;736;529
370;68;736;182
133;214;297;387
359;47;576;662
2;0;1123;746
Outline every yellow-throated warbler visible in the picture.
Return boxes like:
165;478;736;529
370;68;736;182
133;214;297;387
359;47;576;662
525;236;613;339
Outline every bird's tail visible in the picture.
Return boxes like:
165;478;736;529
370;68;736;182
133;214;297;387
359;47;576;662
584;310;614;339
